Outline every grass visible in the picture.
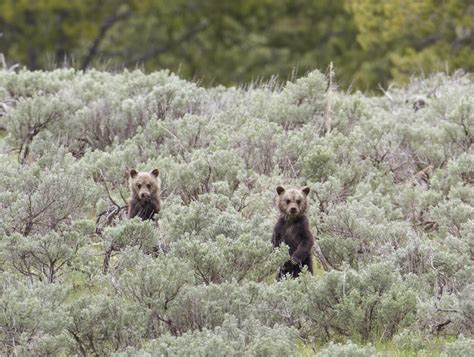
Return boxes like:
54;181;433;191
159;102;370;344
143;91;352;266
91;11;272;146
294;333;455;356
295;340;448;356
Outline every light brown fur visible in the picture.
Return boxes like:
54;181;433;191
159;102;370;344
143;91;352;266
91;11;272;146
128;169;161;220
276;186;310;219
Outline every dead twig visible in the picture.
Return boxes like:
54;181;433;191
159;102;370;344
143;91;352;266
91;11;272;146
313;242;334;272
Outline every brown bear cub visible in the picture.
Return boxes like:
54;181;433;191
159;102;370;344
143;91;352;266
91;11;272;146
272;186;314;280
128;168;161;220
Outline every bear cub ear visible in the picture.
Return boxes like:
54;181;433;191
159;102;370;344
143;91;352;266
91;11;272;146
276;186;285;195
129;169;138;178
302;186;310;196
151;168;159;177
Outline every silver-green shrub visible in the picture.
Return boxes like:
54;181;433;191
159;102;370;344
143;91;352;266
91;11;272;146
0;68;472;354
116;316;297;357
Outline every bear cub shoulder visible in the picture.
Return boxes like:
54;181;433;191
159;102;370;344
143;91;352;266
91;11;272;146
128;168;161;220
272;185;314;279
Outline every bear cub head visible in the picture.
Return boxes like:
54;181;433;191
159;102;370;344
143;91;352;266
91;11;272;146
276;186;310;218
129;168;160;202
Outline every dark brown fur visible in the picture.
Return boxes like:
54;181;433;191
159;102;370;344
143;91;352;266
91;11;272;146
272;186;314;280
128;168;161;220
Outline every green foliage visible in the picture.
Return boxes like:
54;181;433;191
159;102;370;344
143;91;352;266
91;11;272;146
442;335;474;357
347;0;474;89
103;218;159;254
0;69;473;354
0;222;91;283
172;233;288;284
66;294;147;356
292;263;417;342
0;152;98;236
118;254;193;336
316;340;376;357
117;316;297;357
0;1;360;87
0;274;70;356
2;0;473;90
302;145;337;182
393;329;437;354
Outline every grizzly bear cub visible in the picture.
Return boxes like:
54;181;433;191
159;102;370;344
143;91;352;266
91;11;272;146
128;168;161;220
272;186;314;280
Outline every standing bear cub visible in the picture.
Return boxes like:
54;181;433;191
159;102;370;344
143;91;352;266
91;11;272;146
272;186;314;280
128;168;161;220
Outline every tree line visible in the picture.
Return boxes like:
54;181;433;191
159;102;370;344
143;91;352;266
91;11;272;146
1;0;473;90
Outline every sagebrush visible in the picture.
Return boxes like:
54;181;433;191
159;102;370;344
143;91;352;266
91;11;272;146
0;68;472;356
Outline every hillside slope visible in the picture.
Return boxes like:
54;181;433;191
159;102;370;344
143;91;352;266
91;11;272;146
0;69;472;355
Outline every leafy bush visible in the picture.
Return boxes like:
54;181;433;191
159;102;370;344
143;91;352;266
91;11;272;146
65;294;147;355
0;273;70;356
393;329;436;354
117;316;297;357
442;335;474;357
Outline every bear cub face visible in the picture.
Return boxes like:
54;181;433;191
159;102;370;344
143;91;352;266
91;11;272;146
129;169;160;202
128;168;161;220
276;186;310;218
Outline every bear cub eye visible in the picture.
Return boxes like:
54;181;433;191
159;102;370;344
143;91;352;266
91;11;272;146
137;184;142;189
147;184;151;189
286;199;291;204
296;199;301;205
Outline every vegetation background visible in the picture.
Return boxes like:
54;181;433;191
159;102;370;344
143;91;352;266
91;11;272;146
1;0;474;90
0;0;473;356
